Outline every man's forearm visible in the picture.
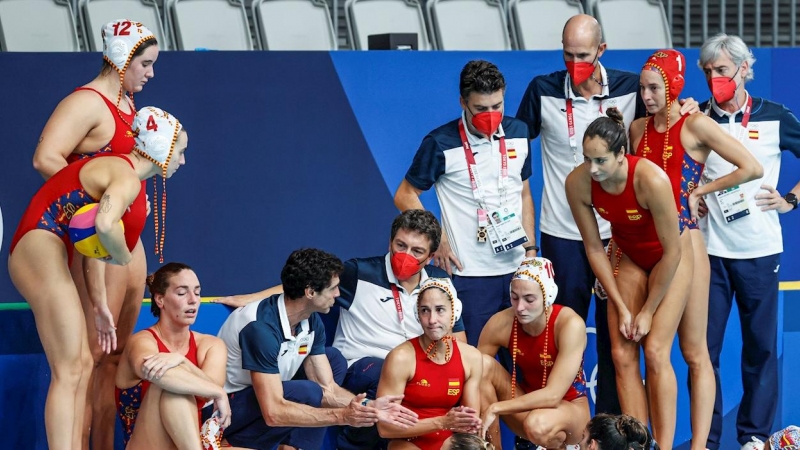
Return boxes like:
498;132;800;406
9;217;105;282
321;384;356;408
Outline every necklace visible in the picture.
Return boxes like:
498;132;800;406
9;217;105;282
423;335;454;363
641;115;672;171
510;308;551;399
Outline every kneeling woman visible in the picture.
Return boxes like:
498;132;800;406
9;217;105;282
479;257;590;449
7;107;187;450
377;278;484;450
116;263;231;449
566;109;692;449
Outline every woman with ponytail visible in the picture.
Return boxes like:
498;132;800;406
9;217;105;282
566;108;692;449
115;262;230;449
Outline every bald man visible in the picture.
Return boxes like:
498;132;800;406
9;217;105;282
515;14;696;418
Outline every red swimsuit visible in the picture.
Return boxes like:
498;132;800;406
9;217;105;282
116;329;206;446
400;338;466;450
10;154;142;262
592;155;663;272
510;305;587;401
66;86;146;250
636;114;705;231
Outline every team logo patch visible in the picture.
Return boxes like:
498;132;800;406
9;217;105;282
447;379;461;396
508;148;517;159
749;129;759;140
416;379;430;387
626;209;642;221
298;345;308;355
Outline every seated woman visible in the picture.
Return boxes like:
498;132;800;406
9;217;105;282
377;278;484;450
478;257;590;450
115;262;231;449
566;109;693;450
578;414;659;450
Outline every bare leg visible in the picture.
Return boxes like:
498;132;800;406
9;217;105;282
523;398;590;448
641;232;693;450
8;232;94;450
480;354;530;450
127;384;201;450
680;230;715;450
87;240;146;449
609;249;649;425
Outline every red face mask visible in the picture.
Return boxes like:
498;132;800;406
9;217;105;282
708;67;740;104
565;61;596;85
391;252;423;281
471;111;502;137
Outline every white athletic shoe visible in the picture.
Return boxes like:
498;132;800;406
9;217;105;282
201;414;223;450
741;436;765;450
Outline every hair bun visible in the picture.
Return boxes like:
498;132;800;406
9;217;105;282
145;273;155;289
606;107;625;128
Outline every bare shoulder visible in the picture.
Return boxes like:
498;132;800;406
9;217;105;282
554;307;587;335
565;164;590;194
630;116;648;135
482;308;514;342
457;341;482;361
193;331;225;351
56;88;109;118
633;157;670;190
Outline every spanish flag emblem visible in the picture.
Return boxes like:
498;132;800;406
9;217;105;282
298;344;308;355
448;379;460;387
508;148;517;159
749;129;759;140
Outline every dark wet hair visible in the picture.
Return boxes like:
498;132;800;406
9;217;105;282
459;60;506;99
281;248;344;299
587;414;659;450
100;38;158;75
448;433;495;450
390;209;442;254
147;262;193;318
583;108;629;156
583;107;628;156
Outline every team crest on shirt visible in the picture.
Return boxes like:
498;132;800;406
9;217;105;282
748;123;759;140
597;207;608;215
416;379;430;387
626;209;642;221
540;353;554;368
447;379;461;396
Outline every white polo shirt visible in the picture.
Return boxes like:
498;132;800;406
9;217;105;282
332;254;465;366
405;113;531;276
516;64;646;241
700;93;800;259
217;294;325;393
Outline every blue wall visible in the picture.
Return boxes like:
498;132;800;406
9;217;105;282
0;49;798;449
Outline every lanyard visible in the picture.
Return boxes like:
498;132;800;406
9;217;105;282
458;119;508;208
566;98;605;167
390;284;408;340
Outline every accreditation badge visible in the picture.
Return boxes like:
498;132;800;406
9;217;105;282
488;207;528;254
716;185;750;223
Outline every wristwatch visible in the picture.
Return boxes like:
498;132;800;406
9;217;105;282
785;192;798;210
523;245;540;253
